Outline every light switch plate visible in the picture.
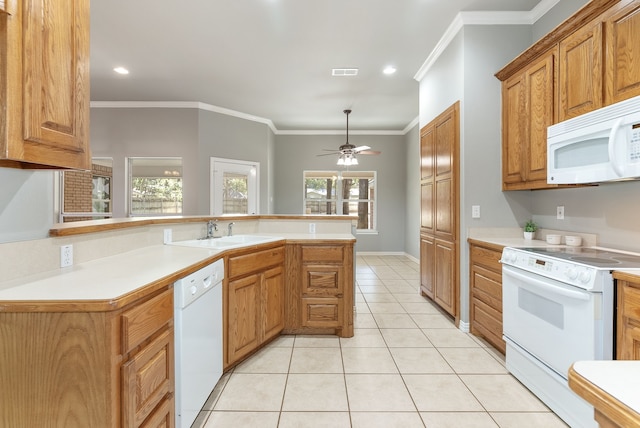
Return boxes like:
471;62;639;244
472;205;480;219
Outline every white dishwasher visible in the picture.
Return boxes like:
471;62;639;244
174;259;224;428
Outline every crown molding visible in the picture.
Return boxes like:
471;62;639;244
91;101;418;136
413;0;561;82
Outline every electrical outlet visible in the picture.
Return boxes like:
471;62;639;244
557;205;565;220
60;244;73;268
309;223;316;234
163;228;172;244
472;205;480;219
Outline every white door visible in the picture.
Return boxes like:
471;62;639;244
211;157;259;215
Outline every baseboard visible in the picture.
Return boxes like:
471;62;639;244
357;251;419;264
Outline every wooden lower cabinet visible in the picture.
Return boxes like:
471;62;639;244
0;287;175;428
469;240;505;354
225;244;285;368
615;272;640;359
284;241;354;338
420;234;458;320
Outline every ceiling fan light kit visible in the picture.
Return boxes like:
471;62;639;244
317;109;381;166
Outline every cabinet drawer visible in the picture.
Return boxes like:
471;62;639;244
122;290;173;354
122;328;174;428
470;245;502;273
471;298;505;353
139;395;174;428
301;245;344;263
301;298;343;328
471;267;502;311
620;281;640;320
228;246;284;279
302;265;343;296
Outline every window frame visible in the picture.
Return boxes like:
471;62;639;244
127;157;183;217
303;170;377;233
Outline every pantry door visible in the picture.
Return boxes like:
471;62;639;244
210;158;259;215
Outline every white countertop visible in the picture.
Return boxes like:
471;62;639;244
572;360;640;413
0;245;219;301
0;233;355;304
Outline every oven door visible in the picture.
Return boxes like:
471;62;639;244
502;264;606;379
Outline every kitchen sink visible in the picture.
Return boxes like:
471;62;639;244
170;235;281;250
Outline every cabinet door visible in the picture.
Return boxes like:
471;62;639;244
617;280;640;360
2;0;91;169
139;396;175;428
434;106;458;242
524;49;557;184
434;239;456;317
420;235;435;299
604;0;640;104
420;126;435;233
262;266;285;342
228;274;260;363
122;328;174;428
559;21;604;121
501;73;526;188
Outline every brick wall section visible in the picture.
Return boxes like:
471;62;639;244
63;164;113;222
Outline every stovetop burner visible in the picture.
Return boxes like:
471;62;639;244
520;247;640;269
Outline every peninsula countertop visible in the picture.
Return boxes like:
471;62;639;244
0;232;355;312
569;360;640;428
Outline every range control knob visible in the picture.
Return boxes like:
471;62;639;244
190;285;198;295
579;270;592;284
566;268;578;281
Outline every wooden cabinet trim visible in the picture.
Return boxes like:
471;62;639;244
496;0;621;80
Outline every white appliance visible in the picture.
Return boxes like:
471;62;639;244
174;259;224;428
547;94;640;184
501;246;640;428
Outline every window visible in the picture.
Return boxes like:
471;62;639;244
304;170;376;232
128;157;183;216
58;158;113;222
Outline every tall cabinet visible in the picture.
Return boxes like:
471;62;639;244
419;102;460;322
0;0;91;169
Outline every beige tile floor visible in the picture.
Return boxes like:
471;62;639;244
193;255;568;428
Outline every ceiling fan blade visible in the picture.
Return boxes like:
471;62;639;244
352;145;371;152
321;148;340;151
316;152;339;156
358;150;381;155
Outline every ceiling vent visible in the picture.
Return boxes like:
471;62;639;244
332;68;359;77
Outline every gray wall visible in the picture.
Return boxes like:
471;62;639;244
0;169;54;243
273;134;407;252
91;108;199;217
196;109;274;215
404;124;420;259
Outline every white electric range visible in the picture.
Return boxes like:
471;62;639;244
500;246;640;428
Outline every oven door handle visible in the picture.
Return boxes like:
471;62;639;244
503;266;590;301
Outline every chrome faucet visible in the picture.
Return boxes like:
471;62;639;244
206;220;218;238
227;222;235;236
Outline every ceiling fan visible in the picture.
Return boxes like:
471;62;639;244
318;109;381;166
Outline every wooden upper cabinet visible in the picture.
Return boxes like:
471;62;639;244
420;126;435;232
559;21;604;121
1;0;91;170
525;50;557;184
501;49;557;190
604;0;640;104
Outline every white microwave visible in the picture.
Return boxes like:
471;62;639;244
547;95;640;184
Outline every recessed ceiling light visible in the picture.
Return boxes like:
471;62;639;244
113;67;129;75
383;66;397;75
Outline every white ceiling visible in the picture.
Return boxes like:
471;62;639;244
90;0;544;132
